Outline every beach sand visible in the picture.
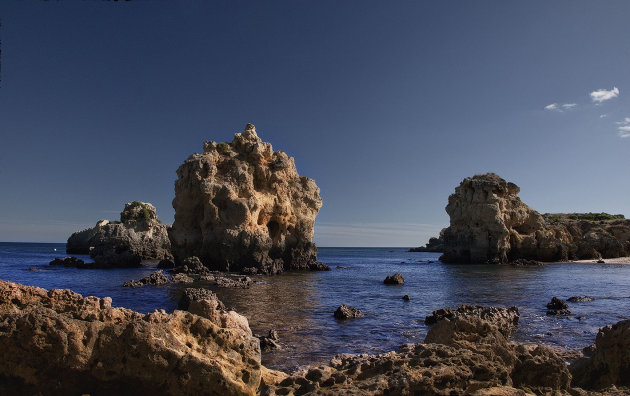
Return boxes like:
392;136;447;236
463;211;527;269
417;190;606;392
560;257;630;264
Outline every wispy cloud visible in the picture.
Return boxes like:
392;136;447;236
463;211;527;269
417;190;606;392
600;114;608;118
590;86;619;103
617;117;630;138
544;103;577;112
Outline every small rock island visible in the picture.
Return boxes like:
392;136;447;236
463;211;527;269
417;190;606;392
169;124;327;274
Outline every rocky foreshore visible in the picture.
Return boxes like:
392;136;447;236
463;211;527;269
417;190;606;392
1;279;628;395
415;173;630;264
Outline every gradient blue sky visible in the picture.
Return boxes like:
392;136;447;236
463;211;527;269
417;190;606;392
1;1;629;246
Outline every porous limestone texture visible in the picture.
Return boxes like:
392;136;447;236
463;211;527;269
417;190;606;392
67;201;172;267
438;173;630;263
169;124;325;274
0;279;261;395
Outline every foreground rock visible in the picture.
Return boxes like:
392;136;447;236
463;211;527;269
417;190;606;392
267;305;572;395
169;124;328;274
571;319;630;390
66;201;172;267
429;173;630;263
0;279;261;395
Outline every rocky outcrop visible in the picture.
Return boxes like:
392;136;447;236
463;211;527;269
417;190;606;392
49;257;85;267
333;304;364;319
547;297;571;315
0;279;261;395
409;229;446;252
571;319;630;390
383;273;405;285
66;202;172;267
266;305;572;395
169;124;327;274
433;173;630;263
122;270;170;287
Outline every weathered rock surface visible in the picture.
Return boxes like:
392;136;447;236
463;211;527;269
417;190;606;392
266;305;572;395
67;202;172;267
0;279;261;395
432;173;630;263
178;288;224;311
122;270;170;287
383;273;405;285
257;329;281;352
169;124;328;274
571;319;630;390
333;304;364;319
547;297;571;315
568;296;595;302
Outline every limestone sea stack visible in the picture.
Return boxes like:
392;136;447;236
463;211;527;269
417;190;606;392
437;173;630;263
169;124;326;274
66;201;172;267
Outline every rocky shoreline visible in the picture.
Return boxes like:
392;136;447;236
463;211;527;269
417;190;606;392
1;279;628;395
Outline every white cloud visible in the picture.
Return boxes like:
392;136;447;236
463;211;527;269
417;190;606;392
590;86;620;103
600;114;608;118
544;102;577;112
617;117;630;138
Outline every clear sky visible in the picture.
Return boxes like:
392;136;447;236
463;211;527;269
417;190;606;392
0;1;629;246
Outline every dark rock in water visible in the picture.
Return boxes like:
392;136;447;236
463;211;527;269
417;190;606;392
547;297;569;310
67;202;172;267
567;296;594;302
570;319;630;390
157;259;175;269
169;124;324;275
171;273;194;283
546;297;571;315
258;329;281;352
49;257;85;267
335;266;348;269
0;279;260;395
215;276;253;289
334;304;364;319
597;259;605;263
383;273;405;285
178;288;224;311
173;256;209;275
402;294;410;301
122;270;170;287
509;258;543;266
308;261;331;271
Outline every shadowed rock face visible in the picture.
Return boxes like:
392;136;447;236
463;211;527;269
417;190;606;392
66;202;172;267
169;124;324;274
439;173;630;263
0;279;261;395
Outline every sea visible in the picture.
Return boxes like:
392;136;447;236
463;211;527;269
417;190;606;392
1;242;630;371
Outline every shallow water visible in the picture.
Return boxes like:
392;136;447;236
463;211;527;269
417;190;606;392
1;243;629;371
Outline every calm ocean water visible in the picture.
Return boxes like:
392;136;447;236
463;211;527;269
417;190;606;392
1;242;630;371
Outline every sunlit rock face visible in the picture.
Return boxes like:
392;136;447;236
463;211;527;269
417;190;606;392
169;124;324;274
439;173;630;263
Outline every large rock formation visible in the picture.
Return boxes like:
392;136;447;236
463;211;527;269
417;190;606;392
436;173;630;263
0;279;261;395
169;124;326;274
66;201;172;267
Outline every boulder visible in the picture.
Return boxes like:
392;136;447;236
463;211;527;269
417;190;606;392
546;297;571;315
570;319;630;390
433;173;630;263
177;288;224;311
334;304;364;319
567;296;594;302
66;202;172;267
215;276;253;289
157;259;175;269
122;270;170;287
383;273;405;285
257;329;281;352
169;124;328;274
0;279;261;395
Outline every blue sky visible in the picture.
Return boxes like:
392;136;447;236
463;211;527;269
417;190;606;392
0;1;629;246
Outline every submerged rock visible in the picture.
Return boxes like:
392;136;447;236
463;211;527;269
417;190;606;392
0;279;261;395
432;173;630;264
215;276;253;289
169;124;327;274
547;297;571;315
383;273;405;285
568;296;595;302
49;257;85;267
334;304;364;319
122;270;169;287
66;202;172;267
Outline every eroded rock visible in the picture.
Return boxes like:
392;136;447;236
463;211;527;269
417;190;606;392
49;257;85;267
547;297;571;315
169;124;327;274
66;202;172;267
383;273;405;285
334;304;364;319
434;173;630;263
122;270;170;287
0;279;261;395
